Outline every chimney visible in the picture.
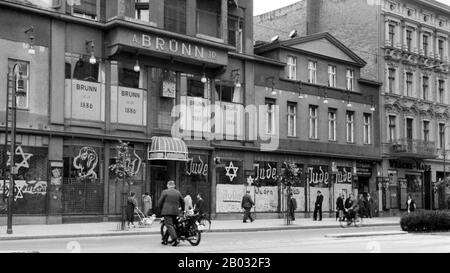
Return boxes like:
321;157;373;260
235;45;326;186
306;0;321;35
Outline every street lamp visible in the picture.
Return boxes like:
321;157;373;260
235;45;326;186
6;63;23;234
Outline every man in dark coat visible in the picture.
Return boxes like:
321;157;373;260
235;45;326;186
336;193;345;221
194;193;205;216
313;191;324;221
157;180;185;246
288;193;297;221
241;190;255;223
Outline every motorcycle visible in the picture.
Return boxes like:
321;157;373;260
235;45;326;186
160;212;202;246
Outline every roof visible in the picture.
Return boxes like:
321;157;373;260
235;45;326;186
254;32;367;67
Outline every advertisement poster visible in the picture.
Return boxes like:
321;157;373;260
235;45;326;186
216;184;245;213
111;86;146;126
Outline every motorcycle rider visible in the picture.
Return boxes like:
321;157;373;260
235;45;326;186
158;180;185;246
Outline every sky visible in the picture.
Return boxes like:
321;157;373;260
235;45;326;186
254;0;450;16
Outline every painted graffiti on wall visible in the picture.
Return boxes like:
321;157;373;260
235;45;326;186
254;186;278;212
185;156;208;176
216;184;245;212
0;180;47;201
336;167;353;184
7;146;33;173
73;147;98;179
307;166;330;185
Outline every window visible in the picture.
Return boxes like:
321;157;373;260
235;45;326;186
388;24;395;46
188;77;208;98
423;120;430;142
439;80;445;103
72;58;100;82
406;118;413;141
439;123;445;148
439;39;445;58
215;82;242;103
266;99;276;134
346;69;354;91
406;29;413;52
287;103;297;137
228;15;243;52
423;34;429;56
328;109;336;141
287;55;297;80
388;68;396;93
328;65;336;87
164;0;186;34
197;0;221;38
364;113;372;144
346;111;354;143
118;65;146;89
308;61;317;84
422;76;429;100
309;105;318;139
389;115;397;142
406;72;413;97
135;0;150;22
70;0;97;20
8;59;29;109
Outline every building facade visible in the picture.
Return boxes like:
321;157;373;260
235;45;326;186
255;0;450;213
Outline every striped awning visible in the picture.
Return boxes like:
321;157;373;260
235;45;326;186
147;137;189;161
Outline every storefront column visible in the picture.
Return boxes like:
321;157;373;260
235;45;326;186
47;137;63;224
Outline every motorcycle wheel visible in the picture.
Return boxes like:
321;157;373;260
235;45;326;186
187;225;202;246
160;223;174;244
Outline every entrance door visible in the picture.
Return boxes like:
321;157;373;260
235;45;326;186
150;165;169;216
388;171;399;209
424;170;432;210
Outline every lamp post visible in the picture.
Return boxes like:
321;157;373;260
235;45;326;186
6;64;22;234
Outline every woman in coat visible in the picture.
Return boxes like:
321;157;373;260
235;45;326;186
126;192;138;228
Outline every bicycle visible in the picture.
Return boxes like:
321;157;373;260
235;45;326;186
339;210;362;228
196;213;211;232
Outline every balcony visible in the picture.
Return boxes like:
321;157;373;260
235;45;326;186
391;138;437;159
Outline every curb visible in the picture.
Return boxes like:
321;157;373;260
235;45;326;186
0;222;400;241
325;231;407;238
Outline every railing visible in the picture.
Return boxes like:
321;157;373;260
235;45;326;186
391;138;436;155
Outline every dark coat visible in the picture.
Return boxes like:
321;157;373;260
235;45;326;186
241;194;254;209
344;198;353;209
126;196;137;221
288;197;297;211
336;197;345;211
195;198;205;215
315;194;324;206
157;188;185;216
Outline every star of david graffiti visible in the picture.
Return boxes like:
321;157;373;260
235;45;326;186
225;161;239;182
7;146;33;173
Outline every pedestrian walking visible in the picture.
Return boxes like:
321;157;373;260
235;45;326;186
336;193;345;221
142;192;152;217
367;193;375;218
241;190;255;223
313;191;323;221
288;193;297;221
357;194;366;217
406;195;416;214
157;180;185;247
184;192;193;213
126;192;138;229
194;193;205;216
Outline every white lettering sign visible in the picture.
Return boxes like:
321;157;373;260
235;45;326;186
70;80;103;121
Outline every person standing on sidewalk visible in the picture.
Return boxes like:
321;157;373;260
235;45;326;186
158;180;185;246
367;193;375;218
313;191;323;221
142;192;152;217
184;192;193;214
194;193;205;216
288;193;297;221
241;190;255;223
126;192;138;229
336;193;345;221
406;195;416;214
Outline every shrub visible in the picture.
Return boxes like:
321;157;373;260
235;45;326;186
400;210;450;232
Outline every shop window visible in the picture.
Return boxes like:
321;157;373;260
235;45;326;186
197;0;221;38
118;66;145;89
215;82;242;103
164;0;186;34
228;15;243;52
73;58;100;82
8;59;30;109
67;0;97;21
188;77;208;98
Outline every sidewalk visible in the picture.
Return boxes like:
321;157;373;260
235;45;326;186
0;217;400;241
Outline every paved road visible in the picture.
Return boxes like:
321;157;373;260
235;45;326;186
0;226;449;253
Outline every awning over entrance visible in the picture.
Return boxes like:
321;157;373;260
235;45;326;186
148;137;188;161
